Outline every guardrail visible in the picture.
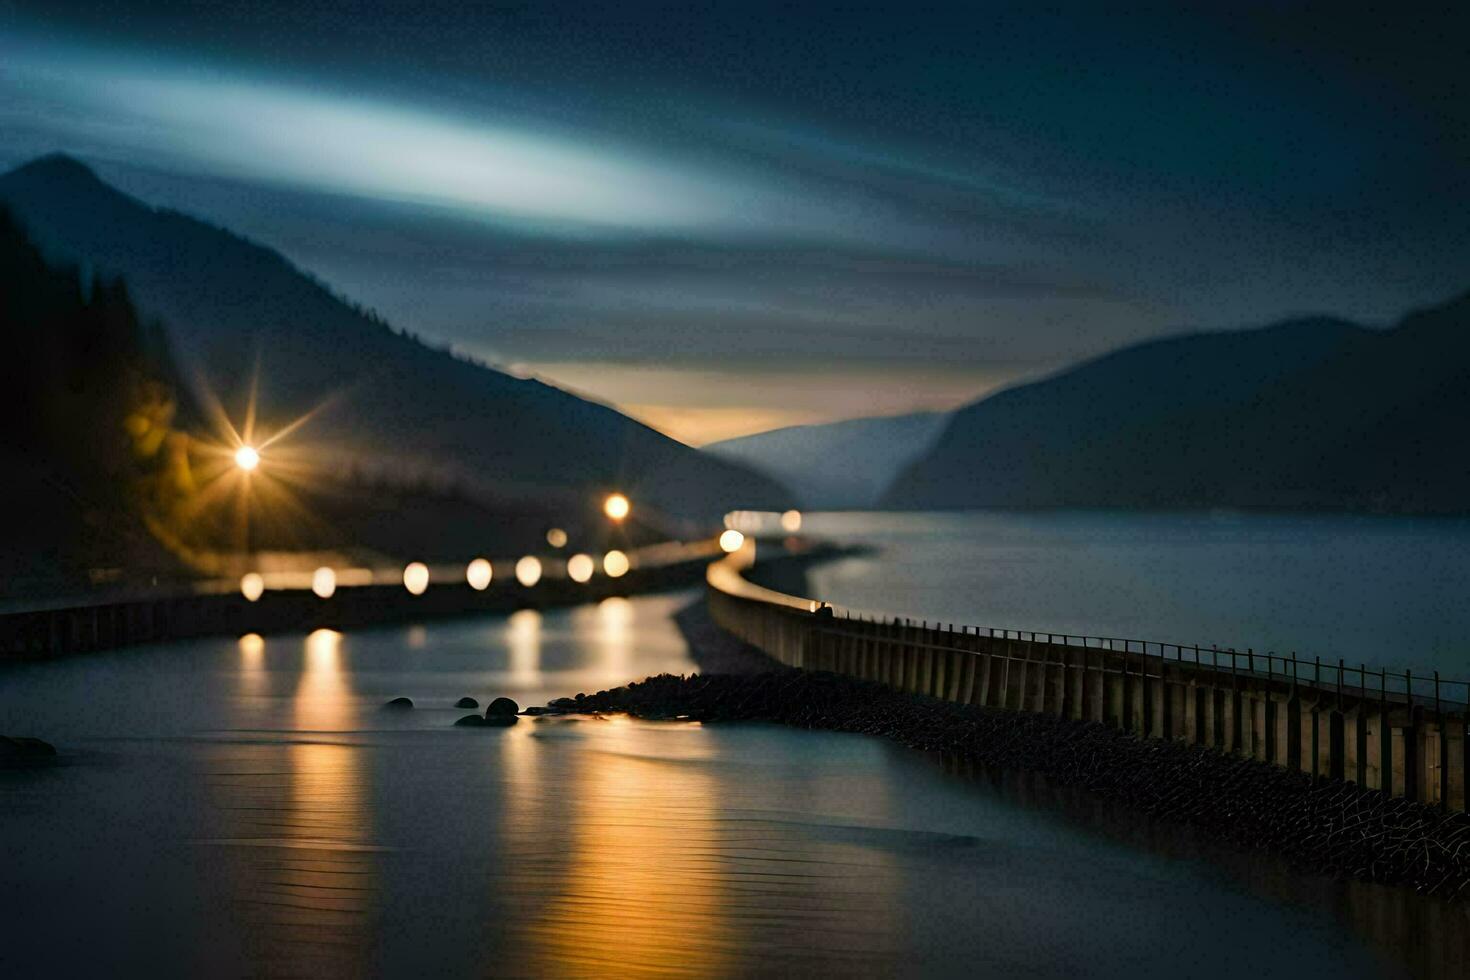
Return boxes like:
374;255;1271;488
707;542;1469;812
0;539;724;659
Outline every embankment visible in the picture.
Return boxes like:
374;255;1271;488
534;669;1470;898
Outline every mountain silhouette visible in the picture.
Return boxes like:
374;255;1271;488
706;412;947;509
883;293;1470;512
0;154;790;526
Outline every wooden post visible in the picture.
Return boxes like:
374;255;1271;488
1286;653;1301;770
1404;670;1418;802
1436;671;1448;810
1311;657;1321;778
1380;668;1393;796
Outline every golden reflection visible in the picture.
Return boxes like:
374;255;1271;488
238;632;266;699
270;738;375;964
546;527;568;548
294;628;352;730
598;597;632;678
525;726;731;975
505;608;541;684
780;509;802;533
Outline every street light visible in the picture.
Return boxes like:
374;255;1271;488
466;558;492;590
403;562;429;596
603;493;630;521
515;556;543;587
235;445;261;471
602;549;630;578
567;553;595;583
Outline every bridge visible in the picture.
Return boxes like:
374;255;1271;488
708;539;1470;813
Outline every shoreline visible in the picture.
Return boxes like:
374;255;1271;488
529;669;1470;899
0;541;856;661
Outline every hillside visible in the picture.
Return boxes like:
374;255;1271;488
705;412;947;509
0;154;789;526
883;294;1470;512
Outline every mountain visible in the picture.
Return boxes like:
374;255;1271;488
704;412;947;508
883;293;1470;512
0;154;789;526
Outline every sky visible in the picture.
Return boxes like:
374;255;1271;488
1;2;1467;444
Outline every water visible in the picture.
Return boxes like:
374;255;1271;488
801;511;1470;680
2;521;1467;977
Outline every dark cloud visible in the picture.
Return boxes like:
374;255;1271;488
2;1;1466;441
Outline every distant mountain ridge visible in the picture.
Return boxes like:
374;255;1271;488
884;293;1470;512
705;412;947;509
0;154;790;523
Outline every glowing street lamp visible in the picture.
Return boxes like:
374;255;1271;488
602;549;630;578
466;558;493;591
240;572;265;602
603;493;630;522
311;566;336;599
235;445;261;472
515;555;543;587
566;553;595;583
403;562;429;596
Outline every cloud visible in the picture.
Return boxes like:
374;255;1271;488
0;35;781;230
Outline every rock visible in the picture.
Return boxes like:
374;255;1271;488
455;697;479;709
454;713;517;728
384;697;414;709
485;697;519;717
0;735;57;766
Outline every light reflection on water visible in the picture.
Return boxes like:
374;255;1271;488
0;588;1463;977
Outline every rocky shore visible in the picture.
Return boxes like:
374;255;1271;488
532;668;1470;899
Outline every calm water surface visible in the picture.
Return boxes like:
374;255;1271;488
803;511;1470;679
4;515;1468;978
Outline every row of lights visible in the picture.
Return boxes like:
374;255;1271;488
723;509;803;534
239;549;633;602
232;461;638;601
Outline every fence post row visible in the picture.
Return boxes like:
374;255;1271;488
704;554;1470;814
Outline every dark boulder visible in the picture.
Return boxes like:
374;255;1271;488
486;697;519;718
455;697;479;709
384;697;414;709
454;713;517;728
1;735;57;766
